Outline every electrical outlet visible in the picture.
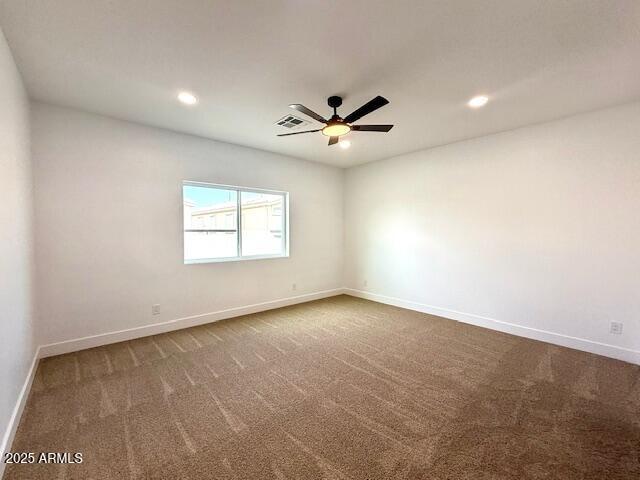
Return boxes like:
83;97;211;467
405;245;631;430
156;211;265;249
363;279;368;287
292;283;297;291
152;304;161;315
610;321;623;335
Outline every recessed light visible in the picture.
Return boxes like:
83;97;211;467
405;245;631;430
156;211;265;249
178;91;198;105
468;95;489;108
339;140;351;149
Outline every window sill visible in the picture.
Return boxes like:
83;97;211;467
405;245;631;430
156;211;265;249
184;254;289;265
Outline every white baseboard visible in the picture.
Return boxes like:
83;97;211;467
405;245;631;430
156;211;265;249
344;288;640;365
0;346;40;478
39;288;345;358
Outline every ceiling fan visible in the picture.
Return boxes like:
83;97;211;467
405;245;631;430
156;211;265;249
278;95;393;146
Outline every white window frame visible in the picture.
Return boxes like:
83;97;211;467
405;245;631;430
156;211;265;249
183;181;289;264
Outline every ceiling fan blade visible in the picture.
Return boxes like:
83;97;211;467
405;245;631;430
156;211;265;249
343;96;389;123
289;104;328;124
351;124;394;132
328;136;339;146
277;129;321;137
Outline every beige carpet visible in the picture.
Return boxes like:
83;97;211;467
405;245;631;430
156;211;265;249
4;295;639;479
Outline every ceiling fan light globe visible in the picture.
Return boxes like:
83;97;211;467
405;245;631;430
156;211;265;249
321;123;351;137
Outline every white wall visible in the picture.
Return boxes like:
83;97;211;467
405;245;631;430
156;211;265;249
0;28;34;452
22;94;640;367
345;101;640;363
32;103;344;346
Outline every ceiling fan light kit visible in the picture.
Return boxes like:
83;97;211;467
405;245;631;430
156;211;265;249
322;123;351;137
278;95;393;146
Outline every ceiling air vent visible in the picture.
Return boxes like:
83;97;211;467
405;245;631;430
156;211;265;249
275;115;309;129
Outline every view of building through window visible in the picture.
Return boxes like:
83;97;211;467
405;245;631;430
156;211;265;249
240;191;285;256
183;183;287;262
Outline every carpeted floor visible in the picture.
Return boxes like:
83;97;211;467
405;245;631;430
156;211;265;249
4;295;639;479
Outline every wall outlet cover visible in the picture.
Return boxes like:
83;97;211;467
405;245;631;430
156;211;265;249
610;321;623;335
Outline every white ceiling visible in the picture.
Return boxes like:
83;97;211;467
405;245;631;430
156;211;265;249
2;1;640;167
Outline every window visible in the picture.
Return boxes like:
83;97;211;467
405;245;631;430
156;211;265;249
183;182;288;263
